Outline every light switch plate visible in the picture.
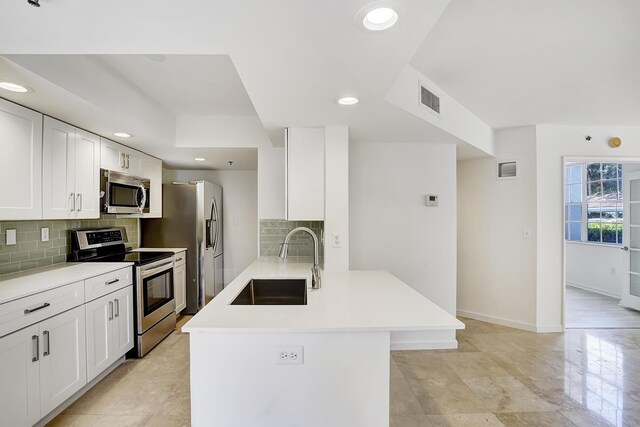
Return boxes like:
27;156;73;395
6;229;17;245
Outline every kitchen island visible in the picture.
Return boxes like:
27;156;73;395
183;258;463;427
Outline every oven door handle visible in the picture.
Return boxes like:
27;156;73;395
141;261;174;278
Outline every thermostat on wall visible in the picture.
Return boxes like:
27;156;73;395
425;194;438;207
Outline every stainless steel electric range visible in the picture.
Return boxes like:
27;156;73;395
70;228;176;357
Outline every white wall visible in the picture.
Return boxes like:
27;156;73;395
536;125;640;330
163;168;258;285
566;242;624;298
324;126;349;271
457;126;538;330
350;141;457;315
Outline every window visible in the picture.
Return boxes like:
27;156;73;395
565;163;623;245
565;164;583;241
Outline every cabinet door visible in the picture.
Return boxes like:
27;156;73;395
112;286;134;357
125;150;143;176
286;127;325;220
142;156;163;218
100;138;125;172
42;117;75;219
0;324;40;427
74;130;101;219
39;305;87;415
85;295;114;382
0;98;43;220
174;260;186;313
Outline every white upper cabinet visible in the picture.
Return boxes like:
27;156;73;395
100;138;143;176
141;155;163;218
285;127;325;220
74;130;101;218
0;98;43;220
42;117;100;219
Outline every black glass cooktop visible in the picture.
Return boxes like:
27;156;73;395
93;251;174;266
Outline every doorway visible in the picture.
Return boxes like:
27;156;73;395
563;160;640;328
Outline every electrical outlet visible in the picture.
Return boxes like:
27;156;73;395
6;229;16;246
277;346;304;365
332;232;341;248
41;227;49;242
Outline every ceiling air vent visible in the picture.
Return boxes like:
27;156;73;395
420;84;440;114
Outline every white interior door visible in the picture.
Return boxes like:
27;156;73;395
621;170;640;311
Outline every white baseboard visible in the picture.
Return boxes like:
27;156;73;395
536;324;563;333
566;282;621;299
457;309;538;332
391;340;458;351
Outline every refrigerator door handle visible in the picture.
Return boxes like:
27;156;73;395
212;198;220;253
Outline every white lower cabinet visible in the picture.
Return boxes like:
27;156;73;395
39;305;87;415
0;305;86;427
86;286;134;382
0;266;135;426
0;324;40;427
174;252;187;314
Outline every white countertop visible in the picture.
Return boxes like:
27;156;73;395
183;258;464;334
0;262;134;305
133;248;187;254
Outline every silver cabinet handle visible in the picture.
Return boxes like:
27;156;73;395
108;301;114;320
32;335;39;362
120;153;125;169
24;302;50;314
106;278;120;285
622;246;629;251
76;193;82;212
43;330;50;357
176;257;183;262
69;193;76;212
114;298;119;318
126;154;130;169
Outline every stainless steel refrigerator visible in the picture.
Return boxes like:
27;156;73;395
141;181;223;314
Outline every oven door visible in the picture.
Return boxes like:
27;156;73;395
137;259;175;333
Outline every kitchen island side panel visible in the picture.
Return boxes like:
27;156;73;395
189;331;390;427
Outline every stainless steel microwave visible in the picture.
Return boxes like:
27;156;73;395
100;169;150;214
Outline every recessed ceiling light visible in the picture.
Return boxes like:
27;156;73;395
337;96;359;106
0;81;33;93
195;158;206;162
363;7;398;31
113;132;132;138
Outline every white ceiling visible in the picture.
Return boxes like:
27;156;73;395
411;0;640;128
154;147;257;170
98;55;256;116
0;0;637;163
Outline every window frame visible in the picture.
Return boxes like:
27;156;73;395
564;162;623;246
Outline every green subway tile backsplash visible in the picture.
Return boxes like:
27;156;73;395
259;219;324;265
0;216;138;276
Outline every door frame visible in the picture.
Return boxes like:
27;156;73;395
562;155;640;330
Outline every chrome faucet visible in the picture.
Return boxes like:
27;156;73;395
278;227;321;289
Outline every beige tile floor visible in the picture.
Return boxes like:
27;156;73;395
48;316;640;426
566;286;640;329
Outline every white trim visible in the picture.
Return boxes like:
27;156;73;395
390;340;458;350
457;309;538;332
566;282;621;299
536;324;564;333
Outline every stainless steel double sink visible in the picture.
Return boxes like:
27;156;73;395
230;279;307;305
